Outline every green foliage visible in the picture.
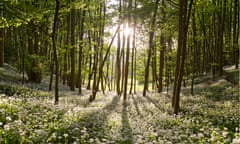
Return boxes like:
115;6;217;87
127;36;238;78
24;54;47;83
0;84;48;98
0;78;238;143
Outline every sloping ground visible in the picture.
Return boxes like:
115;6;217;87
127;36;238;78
224;65;239;86
0;65;239;143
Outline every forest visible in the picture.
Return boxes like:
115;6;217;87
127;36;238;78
0;0;239;143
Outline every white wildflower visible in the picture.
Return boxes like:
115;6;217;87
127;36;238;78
232;137;240;144
0;122;3;126
4;124;10;131
197;132;204;138
222;131;228;137
51;133;57;139
63;133;69;138
6;116;12;121
89;138;94;143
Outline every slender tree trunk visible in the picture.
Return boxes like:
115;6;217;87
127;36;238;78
217;0;226;76
0;2;4;67
52;0;60;105
134;43;137;94
89;21;99;102
70;4;76;91
63;14;70;85
152;39;157;90
158;0;166;93
0;28;4;67
123;0;132;100
78;5;86;94
233;0;239;69
129;1;136;94
96;1;106;94
159;35;165;93
49;58;54;91
172;0;193;115
116;0;122;95
87;28;93;89
90;24;120;102
19;37;25;84
121;22;126;95
190;6;197;96
111;55;114;91
143;0;160;96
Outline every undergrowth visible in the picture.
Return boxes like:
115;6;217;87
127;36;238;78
0;66;239;143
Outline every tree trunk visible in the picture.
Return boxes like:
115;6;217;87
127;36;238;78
121;22;126;95
172;0;193;115
152;39;157;90
52;0;60;105
129;1;136;94
217;0;226;76
159;0;166;92
158;0;167;92
233;0;239;69
96;1;106;95
87;28;93;89
0;28;4;67
190;6;197;96
48;59;54;91
78;5;86;94
63;14;70;85
70;4;76;91
0;2;4;67
143;0;160;96
90;22;120;102
123;0;132;100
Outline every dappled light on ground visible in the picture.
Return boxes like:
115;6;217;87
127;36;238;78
0;84;239;143
0;66;239;143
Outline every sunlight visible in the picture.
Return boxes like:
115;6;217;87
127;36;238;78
123;26;132;37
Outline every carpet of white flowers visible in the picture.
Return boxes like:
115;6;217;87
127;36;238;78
0;66;239;144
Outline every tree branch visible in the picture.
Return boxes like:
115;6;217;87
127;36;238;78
4;5;52;37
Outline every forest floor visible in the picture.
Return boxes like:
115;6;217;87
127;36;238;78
0;64;239;144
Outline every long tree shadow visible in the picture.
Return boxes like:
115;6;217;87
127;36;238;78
143;96;165;112
181;80;238;102
53;95;121;143
132;95;143;118
136;95;155;115
120;99;133;144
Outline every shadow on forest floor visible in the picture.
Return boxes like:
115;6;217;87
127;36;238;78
132;95;143;117
65;95;121;143
121;100;133;143
181;79;238;102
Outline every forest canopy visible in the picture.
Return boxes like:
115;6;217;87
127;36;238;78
0;0;239;143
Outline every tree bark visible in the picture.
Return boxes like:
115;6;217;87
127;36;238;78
78;5;86;94
52;0;60;105
0;28;4;67
143;0;160;96
158;0;166;93
233;0;239;69
0;2;4;67
129;0;136;94
70;3;75;91
123;0;132;100
172;0;193;115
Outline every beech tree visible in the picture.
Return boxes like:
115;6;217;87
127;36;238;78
0;0;238;110
0;2;3;67
143;0;160;97
52;0;60;104
172;0;193;115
